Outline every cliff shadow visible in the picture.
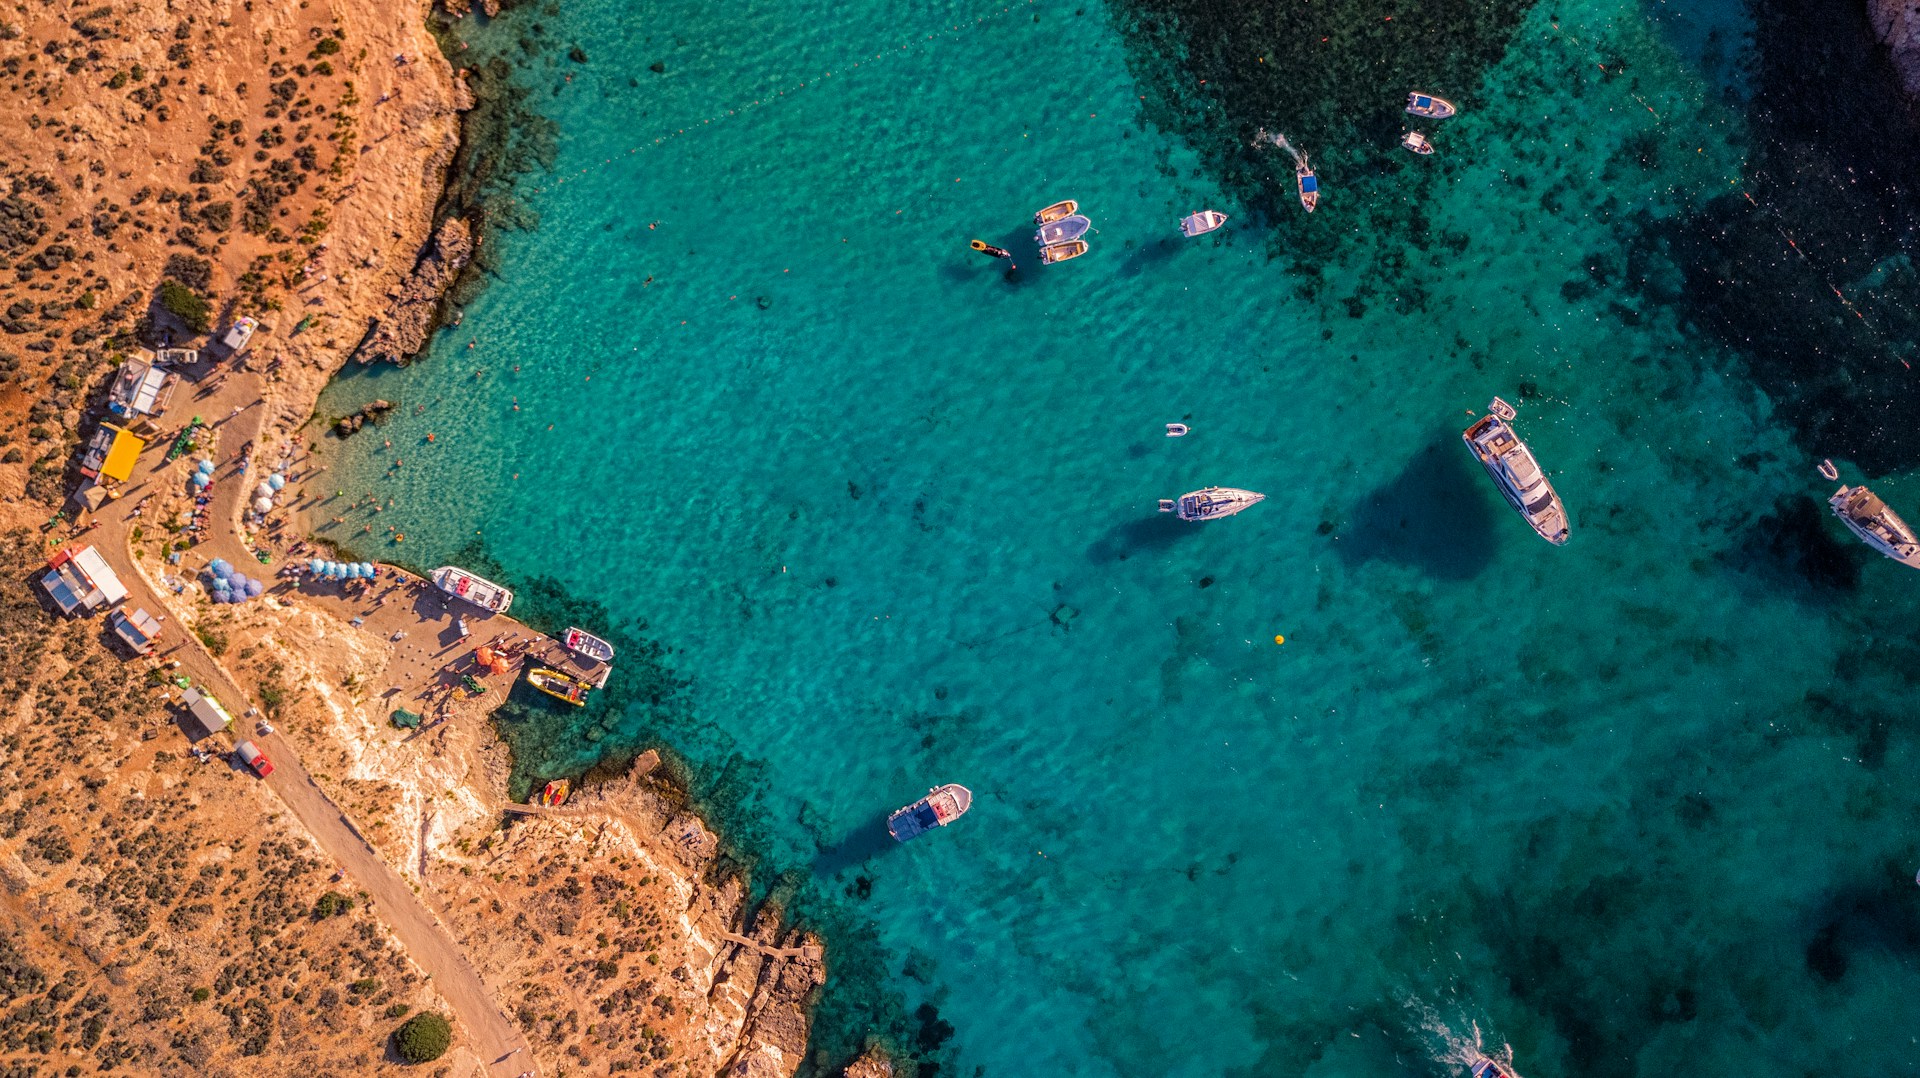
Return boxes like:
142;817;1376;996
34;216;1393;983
1337;432;1497;581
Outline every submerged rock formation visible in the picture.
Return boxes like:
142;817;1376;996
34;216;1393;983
332;398;395;438
1870;0;1920;97
350;216;472;365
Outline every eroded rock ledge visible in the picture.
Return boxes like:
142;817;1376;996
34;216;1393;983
350;215;472;365
1871;0;1920;97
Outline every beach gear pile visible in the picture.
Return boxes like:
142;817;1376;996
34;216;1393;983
203;558;265;604
307;559;378;581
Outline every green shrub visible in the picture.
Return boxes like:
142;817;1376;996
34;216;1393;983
384;1002;409;1019
156;280;210;333
310;37;340;57
191;987;210;1002
312;890;352;918
392;1011;450;1064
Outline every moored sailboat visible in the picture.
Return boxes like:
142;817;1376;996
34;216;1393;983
1159;487;1265;522
1828;484;1920;567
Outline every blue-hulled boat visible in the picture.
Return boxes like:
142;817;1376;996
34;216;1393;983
888;783;973;842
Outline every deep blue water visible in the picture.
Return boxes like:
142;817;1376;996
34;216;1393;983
314;0;1920;1074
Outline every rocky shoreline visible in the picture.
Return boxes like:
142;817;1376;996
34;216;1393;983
1870;0;1920;98
349;216;473;366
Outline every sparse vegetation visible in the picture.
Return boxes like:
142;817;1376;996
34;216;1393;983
393;1011;451;1063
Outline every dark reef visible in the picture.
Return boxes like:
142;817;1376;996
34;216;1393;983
1633;0;1920;474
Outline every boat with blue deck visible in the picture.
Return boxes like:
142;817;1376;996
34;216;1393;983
1296;160;1319;212
888;783;973;841
1406;92;1457;119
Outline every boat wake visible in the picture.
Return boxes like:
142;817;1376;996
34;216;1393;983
1398;992;1520;1077
1254;127;1307;168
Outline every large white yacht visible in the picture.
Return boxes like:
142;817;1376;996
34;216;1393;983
1462;397;1569;545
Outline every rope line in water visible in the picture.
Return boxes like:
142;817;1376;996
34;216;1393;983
526;0;1044;197
1547;18;1913;372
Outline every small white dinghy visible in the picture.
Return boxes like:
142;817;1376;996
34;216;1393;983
1179;210;1229;237
1401;131;1434;155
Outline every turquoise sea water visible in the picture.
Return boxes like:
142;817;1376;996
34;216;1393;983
317;1;1920;1074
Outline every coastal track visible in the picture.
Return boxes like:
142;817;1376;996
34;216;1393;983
86;368;533;1073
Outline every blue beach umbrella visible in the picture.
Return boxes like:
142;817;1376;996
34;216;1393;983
268;474;286;491
191;474;209;488
197;459;215;475
209;558;230;574
309;559;324;573
245;579;263;597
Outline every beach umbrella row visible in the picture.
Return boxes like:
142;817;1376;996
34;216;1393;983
305;559;377;580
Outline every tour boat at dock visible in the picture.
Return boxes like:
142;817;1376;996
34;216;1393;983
527;667;591;706
563;626;615;663
1159;487;1265;522
432;565;514;613
888;783;973;842
1828;484;1920;568
1462;397;1569;545
1180;210;1229;237
1034;199;1079;225
1406;92;1458;119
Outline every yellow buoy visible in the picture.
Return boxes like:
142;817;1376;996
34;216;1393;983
1273;634;1286;645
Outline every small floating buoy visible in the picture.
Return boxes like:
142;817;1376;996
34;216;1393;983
1166;423;1189;437
1273;634;1286;645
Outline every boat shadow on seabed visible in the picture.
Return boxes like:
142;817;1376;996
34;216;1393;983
809;811;906;880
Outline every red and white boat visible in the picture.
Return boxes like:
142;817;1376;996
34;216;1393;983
431;565;514;613
888;784;973;842
563;626;615;663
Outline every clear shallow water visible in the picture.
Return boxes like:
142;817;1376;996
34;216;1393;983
316;0;1920;1074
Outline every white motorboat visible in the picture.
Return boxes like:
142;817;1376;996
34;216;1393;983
563;626;615;663
431;565;514;613
1462;397;1569;545
1035;213;1092;247
1179;210;1229;237
888;784;973;842
1406;92;1458;119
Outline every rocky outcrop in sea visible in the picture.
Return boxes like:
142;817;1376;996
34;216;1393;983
1871;0;1920;96
349;216;471;365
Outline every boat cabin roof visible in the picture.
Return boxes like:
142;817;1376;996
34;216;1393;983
1300;174;1319;192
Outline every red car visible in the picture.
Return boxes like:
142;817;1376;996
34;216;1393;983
234;739;274;778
